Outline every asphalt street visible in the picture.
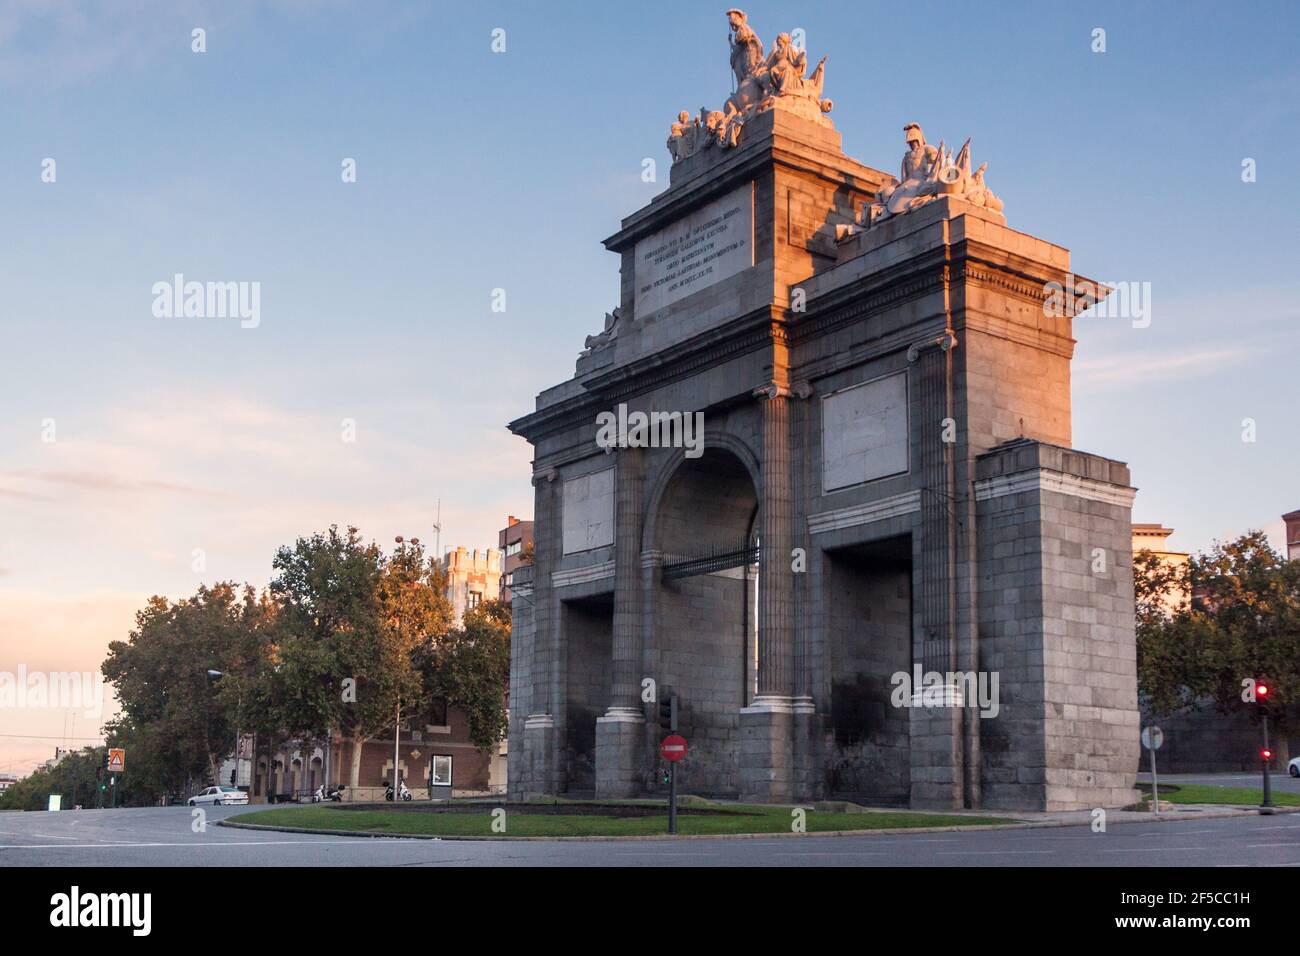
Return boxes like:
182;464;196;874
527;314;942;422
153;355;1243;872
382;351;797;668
1;802;1298;866
1140;771;1300;795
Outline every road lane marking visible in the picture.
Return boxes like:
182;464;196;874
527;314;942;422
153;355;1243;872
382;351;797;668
1102;846;1211;852
935;853;1055;858
0;839;413;850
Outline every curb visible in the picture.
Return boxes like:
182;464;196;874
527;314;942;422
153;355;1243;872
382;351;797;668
216;804;1296;842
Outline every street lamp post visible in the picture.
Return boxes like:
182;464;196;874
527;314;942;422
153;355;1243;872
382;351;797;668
392;536;420;800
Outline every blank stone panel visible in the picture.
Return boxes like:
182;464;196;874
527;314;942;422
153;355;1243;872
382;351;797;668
561;468;615;554
821;371;909;492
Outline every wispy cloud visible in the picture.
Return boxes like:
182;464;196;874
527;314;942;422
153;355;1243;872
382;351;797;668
1073;347;1249;387
3;469;231;499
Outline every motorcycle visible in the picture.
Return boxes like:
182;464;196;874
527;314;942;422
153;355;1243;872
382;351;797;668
384;781;412;802
312;784;344;803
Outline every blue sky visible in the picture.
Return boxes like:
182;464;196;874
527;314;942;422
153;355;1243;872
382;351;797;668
1;0;1298;771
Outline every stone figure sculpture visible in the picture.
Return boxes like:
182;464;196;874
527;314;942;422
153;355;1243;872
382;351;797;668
859;124;1004;227
582;307;621;354
668;9;833;165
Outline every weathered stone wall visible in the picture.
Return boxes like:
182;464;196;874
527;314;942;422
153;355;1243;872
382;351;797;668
823;550;912;804
1145;702;1297;773
975;440;1140;811
559;597;612;793
653;571;748;797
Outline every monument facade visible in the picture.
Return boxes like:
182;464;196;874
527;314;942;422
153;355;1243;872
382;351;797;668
507;11;1139;811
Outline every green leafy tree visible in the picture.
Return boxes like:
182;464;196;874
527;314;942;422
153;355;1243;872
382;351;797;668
0;747;103;811
271;526;453;788
1136;531;1300;754
416;598;511;753
102;583;272;795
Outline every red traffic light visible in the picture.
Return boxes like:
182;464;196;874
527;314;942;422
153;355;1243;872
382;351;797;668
1257;683;1270;699
1262;749;1273;761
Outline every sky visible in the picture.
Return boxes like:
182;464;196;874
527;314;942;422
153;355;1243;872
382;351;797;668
1;0;1298;774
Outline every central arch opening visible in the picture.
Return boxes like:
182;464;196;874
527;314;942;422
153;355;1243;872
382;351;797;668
651;447;758;798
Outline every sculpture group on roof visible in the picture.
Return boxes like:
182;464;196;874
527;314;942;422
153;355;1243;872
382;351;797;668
667;9;833;164
667;11;1006;234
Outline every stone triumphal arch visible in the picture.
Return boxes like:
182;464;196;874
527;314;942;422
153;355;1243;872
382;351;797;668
507;10;1139;811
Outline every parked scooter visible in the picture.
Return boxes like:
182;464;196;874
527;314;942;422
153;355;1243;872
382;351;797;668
384;781;412;802
312;784;344;803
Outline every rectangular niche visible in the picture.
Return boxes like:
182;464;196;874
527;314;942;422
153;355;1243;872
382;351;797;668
562;467;615;554
822;371;909;492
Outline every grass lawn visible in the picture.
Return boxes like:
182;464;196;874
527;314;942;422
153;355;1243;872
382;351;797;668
1140;783;1300;808
229;803;1021;838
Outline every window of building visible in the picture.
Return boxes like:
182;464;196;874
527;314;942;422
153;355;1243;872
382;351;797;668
468;590;482;609
506;540;522;556
429;755;452;788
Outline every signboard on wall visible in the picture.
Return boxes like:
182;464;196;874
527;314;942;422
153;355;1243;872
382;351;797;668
633;182;754;318
822;371;909;492
562;468;615;554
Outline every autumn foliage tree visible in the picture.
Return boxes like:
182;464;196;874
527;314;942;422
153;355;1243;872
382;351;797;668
1136;531;1300;749
415;598;511;753
270;526;455;789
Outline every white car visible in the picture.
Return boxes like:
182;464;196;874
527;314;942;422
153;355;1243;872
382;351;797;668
188;786;249;807
1288;757;1300;778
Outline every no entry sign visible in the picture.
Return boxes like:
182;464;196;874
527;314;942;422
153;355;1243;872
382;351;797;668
660;734;688;762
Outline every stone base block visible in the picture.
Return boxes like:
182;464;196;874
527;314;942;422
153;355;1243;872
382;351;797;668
739;698;795;802
595;709;645;798
509;714;555;801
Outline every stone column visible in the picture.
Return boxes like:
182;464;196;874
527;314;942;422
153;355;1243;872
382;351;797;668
518;467;557;798
740;383;796;802
595;446;646;797
908;332;964;809
789;381;817;799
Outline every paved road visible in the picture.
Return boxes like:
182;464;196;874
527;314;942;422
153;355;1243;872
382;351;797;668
1;803;1298;866
1140;771;1300;795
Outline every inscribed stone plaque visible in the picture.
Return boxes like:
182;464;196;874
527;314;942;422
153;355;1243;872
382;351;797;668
822;371;909;492
634;182;754;318
562;468;615;554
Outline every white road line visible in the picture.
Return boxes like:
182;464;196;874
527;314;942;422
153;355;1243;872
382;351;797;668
936;850;1051;856
1102;846;1211;852
0;839;405;850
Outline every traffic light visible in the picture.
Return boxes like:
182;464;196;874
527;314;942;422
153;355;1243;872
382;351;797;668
1257;682;1270;702
1262;748;1273;762
658;694;677;733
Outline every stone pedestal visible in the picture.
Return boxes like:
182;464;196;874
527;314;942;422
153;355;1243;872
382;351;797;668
739;697;795;802
594;708;645;798
514;714;555;800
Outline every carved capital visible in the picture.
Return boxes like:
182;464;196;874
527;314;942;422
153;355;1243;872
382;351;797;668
906;332;958;363
752;382;791;401
531;467;558;486
790;381;814;400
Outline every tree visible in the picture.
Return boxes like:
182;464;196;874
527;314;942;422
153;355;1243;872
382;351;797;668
102;583;273;796
1136;531;1300;747
416;598;511;753
0;747;103;811
270;526;453;789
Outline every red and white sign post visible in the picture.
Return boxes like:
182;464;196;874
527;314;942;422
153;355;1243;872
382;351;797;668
660;734;688;834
